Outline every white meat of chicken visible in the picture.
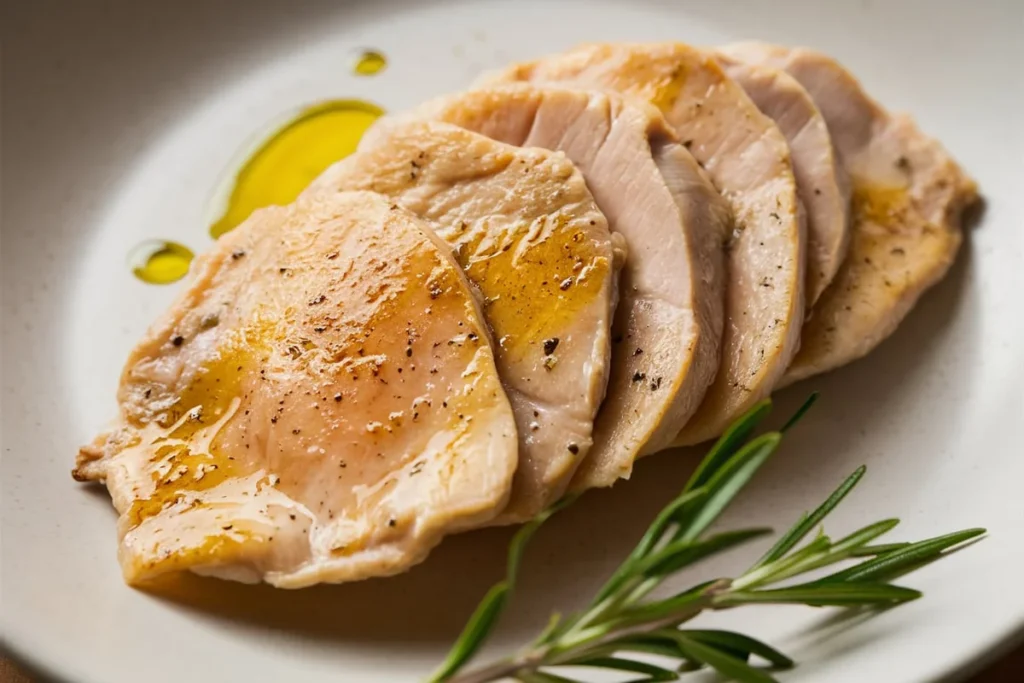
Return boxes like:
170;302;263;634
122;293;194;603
74;191;518;587
311;122;620;517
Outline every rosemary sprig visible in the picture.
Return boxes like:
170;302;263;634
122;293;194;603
429;395;985;683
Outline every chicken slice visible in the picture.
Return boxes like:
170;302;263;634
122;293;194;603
714;52;851;306
397;85;730;488
489;43;806;445
73;191;518;587
721;43;979;385
310;123;618;517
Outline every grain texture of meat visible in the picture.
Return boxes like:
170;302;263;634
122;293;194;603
722;43;978;384
396;85;730;487
488;43;806;445
715;52;851;307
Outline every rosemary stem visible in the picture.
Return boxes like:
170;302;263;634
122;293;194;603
443;655;534;683
447;587;725;683
548;581;731;661
624;577;660;605
547;597;715;664
559;580;638;640
429;398;982;683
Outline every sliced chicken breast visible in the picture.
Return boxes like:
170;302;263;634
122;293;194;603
310;122;619;515
489;43;806;445
397;85;730;488
722;43;979;385
74;191;518;587
715;52;851;306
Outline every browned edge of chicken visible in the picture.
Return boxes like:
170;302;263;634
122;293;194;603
714;51;852;308
486;43;807;445
722;42;979;386
396;84;731;486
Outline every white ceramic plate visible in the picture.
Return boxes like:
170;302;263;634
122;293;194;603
3;1;1022;681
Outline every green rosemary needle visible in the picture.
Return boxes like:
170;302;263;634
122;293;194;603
428;395;985;683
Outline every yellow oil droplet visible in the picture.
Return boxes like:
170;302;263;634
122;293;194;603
353;49;387;76
129;240;194;284
209;99;385;239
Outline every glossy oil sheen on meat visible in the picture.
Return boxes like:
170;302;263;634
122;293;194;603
311;122;618;519
398;85;730;488
75;191;518;587
488;43;807;445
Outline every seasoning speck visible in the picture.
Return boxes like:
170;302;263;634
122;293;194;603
543;337;560;355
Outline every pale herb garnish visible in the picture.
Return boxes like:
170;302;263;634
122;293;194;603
429;395;985;683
